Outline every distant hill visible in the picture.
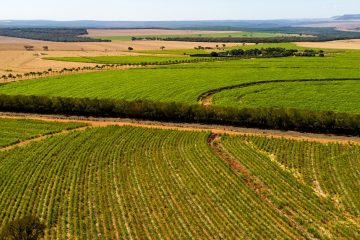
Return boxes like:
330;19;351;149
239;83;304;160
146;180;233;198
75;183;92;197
0;19;320;29
334;14;360;20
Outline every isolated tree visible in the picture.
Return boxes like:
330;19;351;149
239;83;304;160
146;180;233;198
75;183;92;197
128;47;134;51
222;44;226;48
210;52;219;57
24;45;34;51
160;46;165;51
0;216;45;240
42;46;49;51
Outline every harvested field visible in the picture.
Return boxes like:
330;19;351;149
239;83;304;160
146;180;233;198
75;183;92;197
296;39;360;49
0;36;241;51
86;28;237;37
0;36;242;74
0;51;99;75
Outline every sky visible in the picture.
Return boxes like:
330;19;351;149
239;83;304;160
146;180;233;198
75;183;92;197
2;0;360;21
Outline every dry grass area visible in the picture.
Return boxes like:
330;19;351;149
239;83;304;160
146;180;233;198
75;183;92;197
86;28;237;37
0;51;98;75
0;36;242;75
296;39;360;50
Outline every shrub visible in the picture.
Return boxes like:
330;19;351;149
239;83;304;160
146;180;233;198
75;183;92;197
0;216;45;240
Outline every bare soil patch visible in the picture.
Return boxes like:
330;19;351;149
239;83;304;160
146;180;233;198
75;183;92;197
0;36;242;74
296;39;360;50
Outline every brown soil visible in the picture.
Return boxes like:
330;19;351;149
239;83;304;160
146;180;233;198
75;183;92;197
296;39;360;50
0;36;243;74
0;50;144;75
0;113;359;146
86;29;238;37
0;36;242;51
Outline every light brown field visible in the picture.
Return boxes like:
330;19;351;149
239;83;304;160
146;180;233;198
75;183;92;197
296;39;360;50
0;36;242;75
86;28;237;37
301;21;360;31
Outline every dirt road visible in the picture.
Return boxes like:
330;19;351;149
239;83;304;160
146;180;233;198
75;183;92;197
1;113;359;146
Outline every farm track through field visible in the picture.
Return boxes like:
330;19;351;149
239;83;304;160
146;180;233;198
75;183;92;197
207;134;319;239
0;125;89;152
0;113;359;146
198;78;360;106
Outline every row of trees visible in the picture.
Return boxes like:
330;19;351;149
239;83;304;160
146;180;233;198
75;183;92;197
209;48;325;58
0;94;358;136
0;57;237;82
0;28;110;42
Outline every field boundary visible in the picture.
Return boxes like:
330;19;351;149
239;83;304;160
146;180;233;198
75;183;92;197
198;78;360;106
0;125;89;151
0;112;359;146
207;134;317;239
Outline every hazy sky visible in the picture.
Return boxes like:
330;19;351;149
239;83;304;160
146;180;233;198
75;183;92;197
3;0;360;21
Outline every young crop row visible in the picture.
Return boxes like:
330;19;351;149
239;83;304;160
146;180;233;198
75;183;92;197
0;126;324;239
245;136;360;217
212;80;360;114
221;135;360;239
0;118;86;147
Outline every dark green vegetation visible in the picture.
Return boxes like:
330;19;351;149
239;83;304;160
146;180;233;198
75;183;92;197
166;27;360;43
0;94;358;136
0;28;110;42
0;216;45;240
0;118;86;147
209;47;323;57
0;125;359;239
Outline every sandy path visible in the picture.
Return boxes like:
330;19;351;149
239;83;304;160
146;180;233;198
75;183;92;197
296;39;360;50
0;113;359;146
86;29;237;37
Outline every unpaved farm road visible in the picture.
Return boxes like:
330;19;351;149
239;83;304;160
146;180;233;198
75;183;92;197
0;113;359;147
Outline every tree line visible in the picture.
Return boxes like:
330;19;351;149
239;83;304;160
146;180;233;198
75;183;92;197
0;28;110;42
0;57;227;82
0;94;358;136
208;48;324;58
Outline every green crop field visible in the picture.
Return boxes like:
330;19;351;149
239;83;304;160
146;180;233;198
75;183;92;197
1;44;360;115
213;80;360;113
0;125;359;239
94;31;304;41
0;118;86;147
